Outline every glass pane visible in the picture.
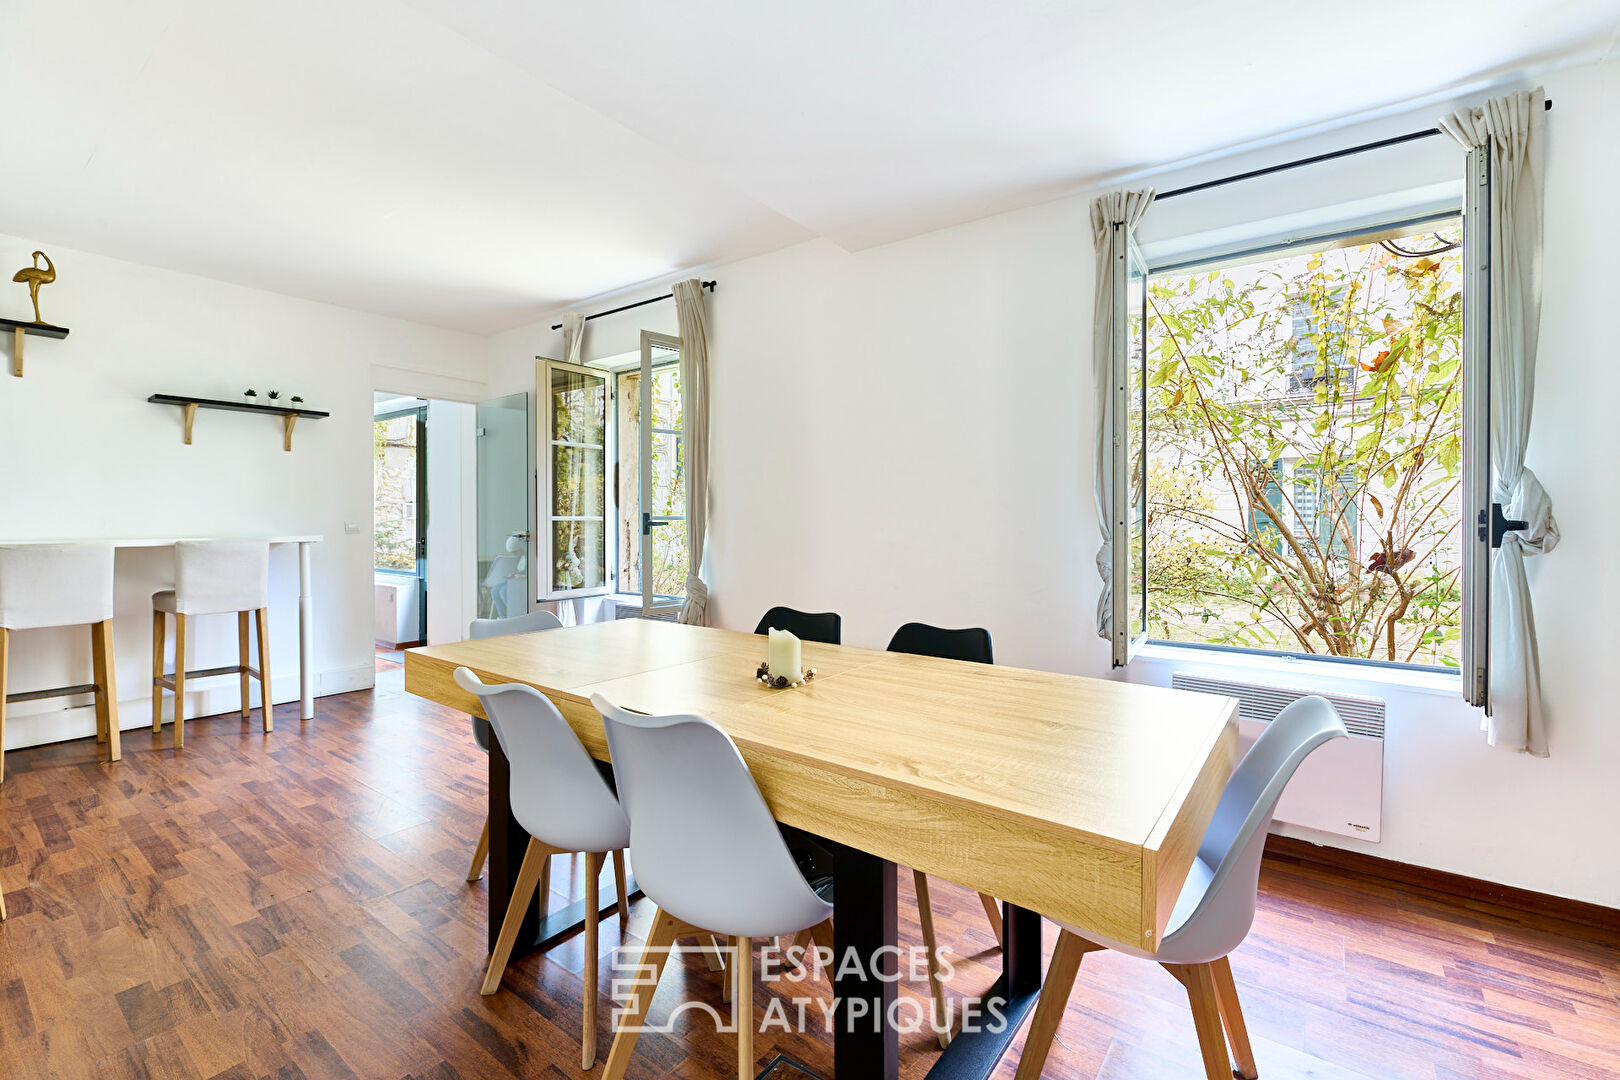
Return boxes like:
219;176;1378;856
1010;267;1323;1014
648;431;686;519
1143;220;1465;666
648;519;688;600
1128;248;1147;640
477;391;532;616
550;367;606;445
374;413;418;572
617;370;642;595
649;361;682;431
551;519;606;592
552;445;605;517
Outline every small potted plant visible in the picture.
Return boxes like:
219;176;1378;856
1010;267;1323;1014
266;390;281;403
290;395;304;405
243;388;258;403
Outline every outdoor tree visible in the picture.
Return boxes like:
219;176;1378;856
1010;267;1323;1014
1143;229;1464;665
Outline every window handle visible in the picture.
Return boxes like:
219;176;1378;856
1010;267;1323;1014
641;513;671;535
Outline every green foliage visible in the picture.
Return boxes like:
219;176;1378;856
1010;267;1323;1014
1142;232;1463;665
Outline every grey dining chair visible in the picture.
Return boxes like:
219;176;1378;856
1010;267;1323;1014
454;667;632;1069
1013;695;1348;1080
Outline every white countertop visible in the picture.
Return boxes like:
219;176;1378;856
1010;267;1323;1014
0;535;323;546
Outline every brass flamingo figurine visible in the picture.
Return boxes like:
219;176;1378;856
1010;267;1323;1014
12;251;56;324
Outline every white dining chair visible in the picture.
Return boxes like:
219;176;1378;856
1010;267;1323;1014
463;609;580;885
0;543;122;788
1013;695;1348;1080
593;692;835;1080
151;540;271;748
453;667;631;1069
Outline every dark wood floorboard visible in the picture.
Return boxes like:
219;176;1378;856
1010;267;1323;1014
1;668;1617;1079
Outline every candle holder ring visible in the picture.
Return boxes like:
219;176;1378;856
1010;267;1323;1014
756;661;817;689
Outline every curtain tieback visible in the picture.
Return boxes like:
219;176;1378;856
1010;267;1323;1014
1497;467;1559;557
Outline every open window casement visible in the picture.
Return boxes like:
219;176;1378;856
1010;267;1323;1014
1109;227;1150;667
1459;144;1497;709
539;358;611;599
635;330;687;617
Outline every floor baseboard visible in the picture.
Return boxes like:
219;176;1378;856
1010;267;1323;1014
1265;834;1620;938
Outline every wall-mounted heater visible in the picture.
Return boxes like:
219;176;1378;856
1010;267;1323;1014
1172;673;1385;842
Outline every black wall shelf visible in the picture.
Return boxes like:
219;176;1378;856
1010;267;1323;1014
2;317;70;378
148;393;329;451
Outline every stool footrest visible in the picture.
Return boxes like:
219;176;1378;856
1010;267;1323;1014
154;664;248;691
6;683;99;704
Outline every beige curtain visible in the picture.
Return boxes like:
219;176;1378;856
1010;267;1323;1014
560;311;585;365
672;280;712;626
1439;87;1557;755
1091;189;1155;638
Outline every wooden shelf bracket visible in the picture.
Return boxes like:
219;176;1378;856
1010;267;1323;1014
2;318;70;378
147;394;328;449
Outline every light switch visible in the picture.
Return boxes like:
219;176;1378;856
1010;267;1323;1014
344;520;363;534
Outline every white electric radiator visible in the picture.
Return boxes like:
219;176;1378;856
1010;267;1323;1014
1172;673;1385;842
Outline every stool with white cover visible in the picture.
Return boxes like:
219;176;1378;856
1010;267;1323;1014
151;540;272;749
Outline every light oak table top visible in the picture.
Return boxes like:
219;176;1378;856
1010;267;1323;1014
405;619;1239;952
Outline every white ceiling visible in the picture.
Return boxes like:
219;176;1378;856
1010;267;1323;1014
3;1;1616;333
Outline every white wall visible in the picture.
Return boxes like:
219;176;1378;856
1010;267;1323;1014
0;234;488;746
490;57;1620;908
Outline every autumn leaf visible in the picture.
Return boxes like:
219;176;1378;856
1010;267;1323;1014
1368;493;1384;518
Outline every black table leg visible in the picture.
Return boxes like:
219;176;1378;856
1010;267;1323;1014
829;838;899;1080
486;742;639;956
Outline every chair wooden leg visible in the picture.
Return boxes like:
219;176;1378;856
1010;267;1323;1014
151;609;164;733
1164;962;1236;1080
1210;957;1258;1080
172;614;187;750
481;837;552;995
92;624;108;746
602;906;680;1080
913;869;952;1048
238;611;252;719
979;891;1004;947
612;849;630;922
91;619;120;764
255;608;272;732
735;935;753;1080
0;626;9;786
583;851;604;1069
1013;930;1091;1080
707;936;732;1004
466;815;490;882
0;883;6;920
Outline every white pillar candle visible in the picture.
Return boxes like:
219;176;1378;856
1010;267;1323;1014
767;627;802;681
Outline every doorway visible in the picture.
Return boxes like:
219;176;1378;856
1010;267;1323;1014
374;396;428;648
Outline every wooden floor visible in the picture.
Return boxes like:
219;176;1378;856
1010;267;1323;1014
1;670;1618;1080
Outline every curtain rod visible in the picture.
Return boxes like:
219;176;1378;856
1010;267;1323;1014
550;280;716;330
1156;98;1552;202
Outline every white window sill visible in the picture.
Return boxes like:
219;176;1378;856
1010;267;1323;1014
1133;641;1463;698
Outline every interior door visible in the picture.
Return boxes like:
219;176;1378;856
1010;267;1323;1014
476;391;533;619
638;330;686;617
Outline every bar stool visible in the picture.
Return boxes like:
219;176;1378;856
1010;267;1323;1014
151;540;271;749
0;543;122;785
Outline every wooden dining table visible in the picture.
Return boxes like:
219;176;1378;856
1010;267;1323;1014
404;619;1238;1080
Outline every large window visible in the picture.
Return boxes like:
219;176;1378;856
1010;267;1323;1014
539;331;688;612
1133;218;1467;668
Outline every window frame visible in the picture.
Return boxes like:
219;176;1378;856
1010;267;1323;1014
538;358;612;600
1118;208;1475;677
637;330;686;617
